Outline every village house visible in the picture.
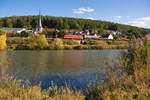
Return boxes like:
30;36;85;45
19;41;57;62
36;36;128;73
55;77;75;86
68;29;83;35
66;29;100;40
84;34;99;39
107;34;114;40
105;30;121;35
102;34;114;40
42;28;58;33
64;35;83;40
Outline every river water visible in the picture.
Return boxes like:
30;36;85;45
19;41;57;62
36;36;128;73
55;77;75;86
0;50;125;90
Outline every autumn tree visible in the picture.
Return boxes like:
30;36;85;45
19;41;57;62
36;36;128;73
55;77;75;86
0;30;7;50
49;38;64;50
28;34;48;49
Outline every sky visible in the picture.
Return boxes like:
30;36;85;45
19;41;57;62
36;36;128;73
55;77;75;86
0;0;150;28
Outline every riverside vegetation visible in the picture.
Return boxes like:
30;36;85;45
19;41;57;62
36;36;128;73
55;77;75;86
86;38;150;100
6;35;129;50
1;29;150;99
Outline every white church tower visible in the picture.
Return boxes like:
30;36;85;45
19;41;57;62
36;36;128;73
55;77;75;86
34;11;43;34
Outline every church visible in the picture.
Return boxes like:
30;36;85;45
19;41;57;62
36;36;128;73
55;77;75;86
34;11;57;34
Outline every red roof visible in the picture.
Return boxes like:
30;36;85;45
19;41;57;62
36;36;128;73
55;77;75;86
64;35;83;39
42;28;56;33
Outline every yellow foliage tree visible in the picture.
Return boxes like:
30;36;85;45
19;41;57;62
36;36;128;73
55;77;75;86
28;34;48;49
0;30;7;50
49;38;64;50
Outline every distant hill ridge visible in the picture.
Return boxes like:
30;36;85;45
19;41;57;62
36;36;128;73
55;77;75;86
0;15;150;35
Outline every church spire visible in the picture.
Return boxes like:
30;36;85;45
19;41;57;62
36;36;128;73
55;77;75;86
39;10;42;28
34;10;43;34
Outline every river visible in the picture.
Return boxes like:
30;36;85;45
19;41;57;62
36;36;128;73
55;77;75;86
0;50;125;90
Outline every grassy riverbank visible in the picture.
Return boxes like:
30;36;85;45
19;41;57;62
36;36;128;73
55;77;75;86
6;37;129;50
0;76;85;100
0;38;150;100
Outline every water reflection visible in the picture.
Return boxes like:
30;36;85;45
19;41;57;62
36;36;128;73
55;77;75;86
0;50;124;89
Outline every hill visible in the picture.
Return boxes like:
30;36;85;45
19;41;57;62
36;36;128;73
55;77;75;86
0;16;150;38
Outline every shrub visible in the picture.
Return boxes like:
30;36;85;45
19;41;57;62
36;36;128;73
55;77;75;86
28;35;48;49
95;41;108;46
74;44;89;50
0;30;4;35
47;38;54;44
49;38;64;50
45;31;55;38
64;45;73;50
7;44;17;50
146;40;150;47
85;40;108;45
6;32;20;37
7;38;24;44
90;41;108;49
16;44;30;50
20;31;30;37
63;39;80;45
84;40;98;45
107;40;129;46
7;38;31;45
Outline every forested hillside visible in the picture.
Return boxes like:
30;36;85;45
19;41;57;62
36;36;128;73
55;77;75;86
0;16;150;37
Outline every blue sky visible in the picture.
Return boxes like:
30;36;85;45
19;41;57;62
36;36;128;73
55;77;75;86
0;0;150;28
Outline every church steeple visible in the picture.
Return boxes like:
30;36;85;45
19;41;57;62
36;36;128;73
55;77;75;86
39;10;42;28
34;10;43;34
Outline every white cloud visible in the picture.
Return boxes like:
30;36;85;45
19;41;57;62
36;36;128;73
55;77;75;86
86;17;94;20
127;17;150;28
73;7;95;14
116;16;122;19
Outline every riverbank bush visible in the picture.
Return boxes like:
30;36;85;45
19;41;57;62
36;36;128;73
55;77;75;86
6;32;20;37
74;44;89;50
63;39;80;45
146;40;150;47
20;31;31;37
49;38;64;50
106;40;129;45
84;40;107;45
64;45;73;50
7;38;29;44
28;35;48;50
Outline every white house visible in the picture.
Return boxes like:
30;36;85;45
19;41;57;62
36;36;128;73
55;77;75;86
108;34;114;40
84;34;99;39
102;34;114;40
